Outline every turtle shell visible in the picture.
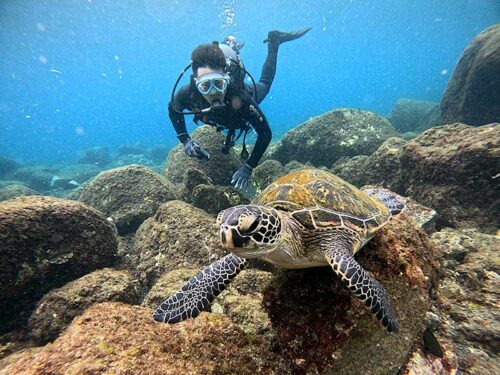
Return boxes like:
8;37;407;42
252;168;391;237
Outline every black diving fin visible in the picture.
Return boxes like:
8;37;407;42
264;27;312;44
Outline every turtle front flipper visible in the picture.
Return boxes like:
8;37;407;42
362;187;404;215
323;243;398;332
153;253;247;324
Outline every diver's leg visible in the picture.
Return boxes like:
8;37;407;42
254;27;312;104
254;41;278;104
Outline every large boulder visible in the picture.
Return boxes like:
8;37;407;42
191;184;249;215
79;165;179;234
361;137;407;192
0;303;291;374
9;166;58;192
261;213;438;374
330;137;407;192
400;123;500;232
56;164;102;184
330;155;369;186
268;108;398;167
441;24;500;126
0;184;39;201
77;146;111;166
429;229;499;374
133;200;227;287
164;125;241;186
402;229;499;374
148;144;170;164
29;268;141;344
0;196;118;331
252;159;287;194
0;156;20;179
387;98;441;133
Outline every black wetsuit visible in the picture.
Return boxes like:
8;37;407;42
168;43;279;169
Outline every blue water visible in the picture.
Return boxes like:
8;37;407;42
0;0;498;164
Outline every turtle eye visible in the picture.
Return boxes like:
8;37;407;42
239;214;260;234
246;218;260;233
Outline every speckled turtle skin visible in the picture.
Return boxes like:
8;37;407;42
254;168;391;245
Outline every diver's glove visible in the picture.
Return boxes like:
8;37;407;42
183;139;210;160
231;163;252;190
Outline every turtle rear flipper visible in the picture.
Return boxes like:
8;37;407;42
153;254;247;323
362;188;404;215
322;242;398;332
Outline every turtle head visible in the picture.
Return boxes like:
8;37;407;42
217;205;282;257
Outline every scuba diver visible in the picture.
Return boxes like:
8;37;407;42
168;27;311;189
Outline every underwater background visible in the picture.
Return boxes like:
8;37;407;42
1;0;498;163
1;1;499;374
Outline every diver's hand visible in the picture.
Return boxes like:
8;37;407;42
183;139;210;160
231;163;252;190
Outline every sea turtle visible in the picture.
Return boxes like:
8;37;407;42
154;169;403;332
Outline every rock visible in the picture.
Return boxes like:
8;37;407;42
148;145;170;164
268;108;398;167
117;144;146;156
0;180;26;189
57;164;102;184
0;156;20;179
401;131;420;140
164;126;241;186
387;98;441;133
50;185;84;200
113;154;154;167
77;146;112;166
400;123;500;232
79;165;179;235
217;269;275;335
441;24;500;126
143;268;274;330
142;268;197;309
181;168;213;197
9;166;58;192
330;137;407;191
0;185;39;201
252;159;287;194
362;137;407;192
330;155;368;187
284;160;307;173
29;268;141;344
262;213;438;374
401;198;437;234
402;229;499;375
0;196;118;331
0;302;291;374
362;185;437;234
191;184;249;215
134;200;227;287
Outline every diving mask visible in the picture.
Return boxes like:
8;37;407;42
194;73;229;107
